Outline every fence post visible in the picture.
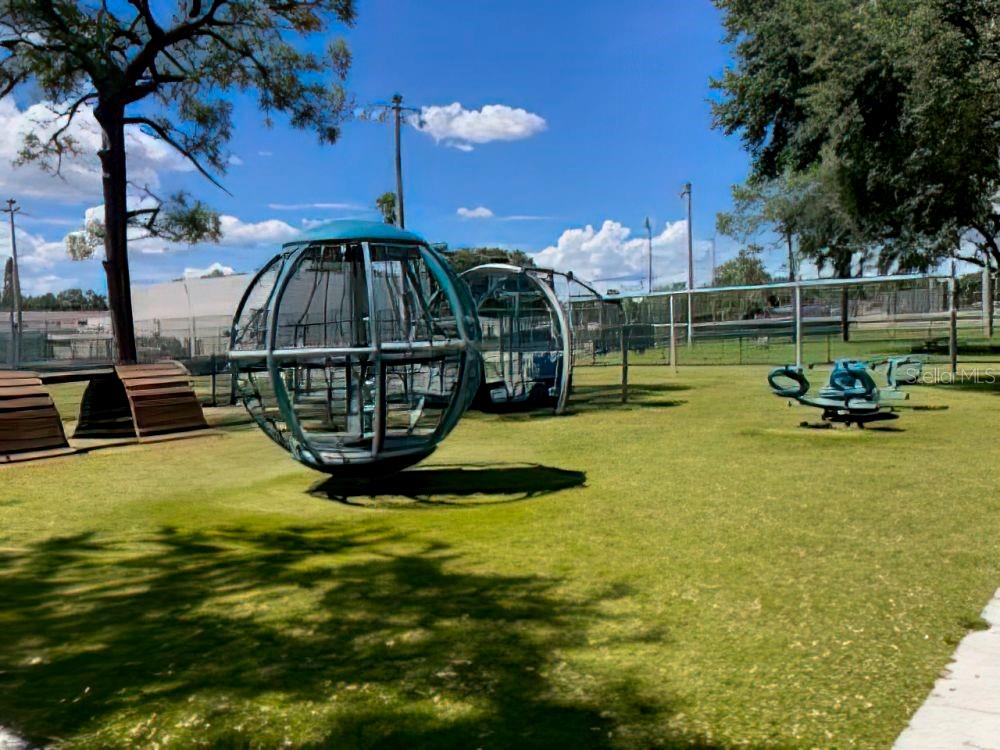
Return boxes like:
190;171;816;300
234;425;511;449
794;283;803;368
984;266;994;339
621;324;629;403
210;353;217;407
949;267;958;375
686;291;693;346
668;294;677;372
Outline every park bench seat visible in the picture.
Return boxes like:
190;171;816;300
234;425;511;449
0;370;72;462
74;361;208;439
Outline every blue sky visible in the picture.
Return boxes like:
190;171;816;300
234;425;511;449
0;0;764;296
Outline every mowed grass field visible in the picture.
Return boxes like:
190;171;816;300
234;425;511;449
2;364;999;748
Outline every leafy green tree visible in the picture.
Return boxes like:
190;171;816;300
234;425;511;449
712;0;1000;272
444;247;536;275
716;171;810;281
713;246;772;288
15;288;108;311
375;192;396;225
2;0;356;361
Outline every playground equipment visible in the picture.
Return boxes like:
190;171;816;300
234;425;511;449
460;264;571;413
767;356;925;426
228;221;481;474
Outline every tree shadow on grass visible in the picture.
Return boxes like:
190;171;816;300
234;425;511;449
310;463;586;508
0;526;726;749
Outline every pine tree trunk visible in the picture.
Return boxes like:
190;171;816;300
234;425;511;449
95;103;138;364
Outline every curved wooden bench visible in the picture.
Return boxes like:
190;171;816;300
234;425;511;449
74;361;207;439
0;370;73;462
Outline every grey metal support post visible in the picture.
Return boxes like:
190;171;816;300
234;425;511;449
794;283;803;368
392;94;405;229
645;217;653;292
668;294;677;372
687;291;693;346
949;264;958;375
620;324;629;403
681;182;694;345
984;266;994;338
3;198;22;368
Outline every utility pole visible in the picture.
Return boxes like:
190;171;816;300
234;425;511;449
644;217;653;292
2;199;22;369
680;182;694;345
391;94;405;228
367;94;421;229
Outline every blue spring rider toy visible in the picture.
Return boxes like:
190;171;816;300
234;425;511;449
767;356;924;427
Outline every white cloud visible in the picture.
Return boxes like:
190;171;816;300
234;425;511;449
20;273;78;295
0;225;68;270
228;154;244;166
457;206;494;219
258;150;273;157
533;219;711;289
415;103;546;151
0;96;191;202
267;202;361;211
217;215;299;245
184;261;234;278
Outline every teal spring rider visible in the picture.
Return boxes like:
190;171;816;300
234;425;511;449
767;356;924;427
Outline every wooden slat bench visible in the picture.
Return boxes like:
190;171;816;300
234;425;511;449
0;370;73;462
74;361;208;439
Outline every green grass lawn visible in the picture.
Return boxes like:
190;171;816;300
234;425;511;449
2;364;999;748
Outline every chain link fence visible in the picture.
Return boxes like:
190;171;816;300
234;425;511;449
568;272;999;369
3;271;997;406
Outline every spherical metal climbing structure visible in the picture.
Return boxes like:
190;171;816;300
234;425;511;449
460;264;571;413
229;221;481;474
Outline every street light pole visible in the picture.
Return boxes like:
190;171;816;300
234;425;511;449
2;198;22;368
681;182;694;345
710;235;716;287
644;216;653;292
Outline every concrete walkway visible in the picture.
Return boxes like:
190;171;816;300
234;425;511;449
895;589;1000;750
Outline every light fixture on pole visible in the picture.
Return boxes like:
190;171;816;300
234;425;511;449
680;182;694;345
2;198;22;369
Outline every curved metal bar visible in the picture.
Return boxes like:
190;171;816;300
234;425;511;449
531;271;572;415
266;242;319;466
420;243;481;443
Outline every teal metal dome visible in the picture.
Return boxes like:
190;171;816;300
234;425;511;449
228;221;481;474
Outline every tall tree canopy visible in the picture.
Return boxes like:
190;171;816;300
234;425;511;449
1;0;357;361
713;246;772;288
712;0;1000;272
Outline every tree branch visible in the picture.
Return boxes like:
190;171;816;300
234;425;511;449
122;115;231;195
